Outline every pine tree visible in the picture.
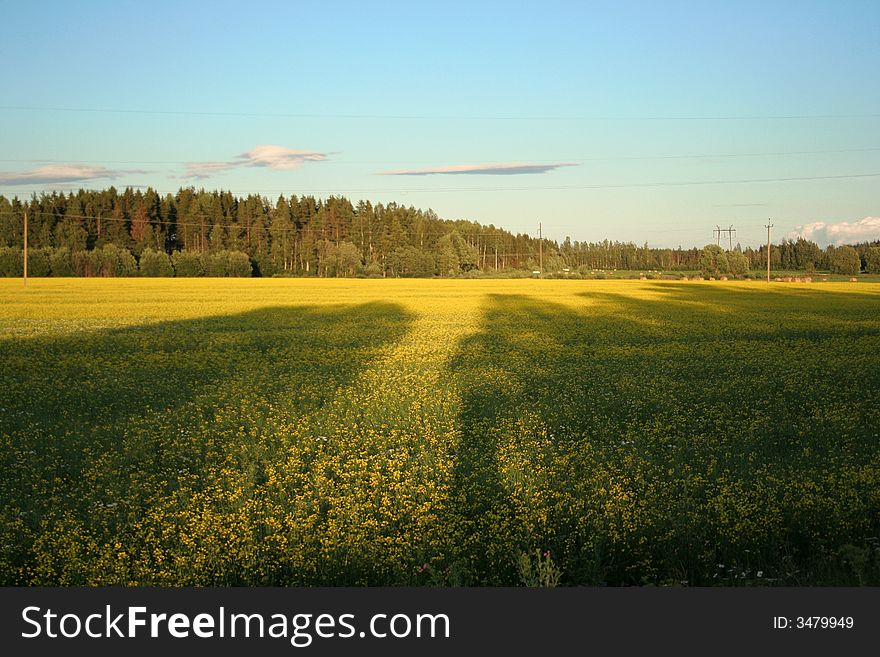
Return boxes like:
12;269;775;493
270;195;293;271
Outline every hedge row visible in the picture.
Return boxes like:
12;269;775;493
0;247;253;278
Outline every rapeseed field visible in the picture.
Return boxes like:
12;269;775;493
1;278;878;585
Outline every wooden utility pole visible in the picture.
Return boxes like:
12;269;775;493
538;222;543;273
23;206;28;288
766;220;773;282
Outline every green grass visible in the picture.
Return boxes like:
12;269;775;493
1;278;879;585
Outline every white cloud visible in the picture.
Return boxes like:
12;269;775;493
238;145;327;170
380;162;577;176
184;145;328;179
788;217;880;246
0;164;123;185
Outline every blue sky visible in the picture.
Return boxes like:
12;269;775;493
1;0;878;247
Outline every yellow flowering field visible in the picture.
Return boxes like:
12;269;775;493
1;278;879;585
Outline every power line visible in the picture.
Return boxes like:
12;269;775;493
0;207;745;236
3;171;878;197
0;209;780;250
713;225;737;250
368;171;880;192
3;146;880;166
3;104;880;121
0;210;546;238
0;207;793;251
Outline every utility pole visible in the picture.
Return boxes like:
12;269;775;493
766;220;773;282
714;225;721;246
538;222;543;274
23;206;28;288
727;225;736;251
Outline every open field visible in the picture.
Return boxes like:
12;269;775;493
1;278;879;586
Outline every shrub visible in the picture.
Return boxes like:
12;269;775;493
71;250;90;276
99;244;137;276
202;252;228;277
199;250;253;277
26;249;51;277
251;253;275;277
171;250;204;277
227;251;253;277
727;252;750;276
829;246;860;276
699;244;730;278
1;248;53;277
516;549;562;587
81;244;135;277
49;247;75;277
0;247;23;277
364;261;384;278
865;246;880;274
139;248;174;277
390;246;434;277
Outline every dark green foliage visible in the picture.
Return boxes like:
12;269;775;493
390;245;435;277
71;250;91;276
26;249;51;277
49;247;75;277
0;247;23;277
318;240;362;277
699;244;730;277
829;245;861;275
226;251;253;277
0;197;21;247
138;248;174;277
0;247;54;277
171;250;204;277
0;188;874;277
270;195;293;272
363;261;384;278
866;246;880;274
201;250;252;277
87;244;137;277
202;251;227;277
251;253;275;278
727;251;749;276
436;231;478;276
55;213;88;252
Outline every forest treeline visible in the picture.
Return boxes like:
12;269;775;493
0;187;878;277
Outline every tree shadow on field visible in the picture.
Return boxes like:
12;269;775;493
0;302;413;584
442;294;624;585
442;289;880;585
584;282;880;343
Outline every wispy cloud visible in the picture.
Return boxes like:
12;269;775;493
788;217;880;246
184;144;328;179
712;202;768;208
0;164;133;186
379;162;578;176
181;161;240;179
